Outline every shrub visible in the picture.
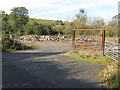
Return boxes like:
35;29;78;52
2;37;23;51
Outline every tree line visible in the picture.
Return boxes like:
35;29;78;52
1;7;118;37
0;7;118;51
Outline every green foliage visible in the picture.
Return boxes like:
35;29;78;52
1;7;118;52
52;25;64;35
105;20;118;37
72;9;88;35
1;7;29;51
2;8;118;37
10;7;29;36
2;37;22;51
69;55;112;64
63;22;73;35
28;18;57;26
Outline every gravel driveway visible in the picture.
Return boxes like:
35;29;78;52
2;42;105;88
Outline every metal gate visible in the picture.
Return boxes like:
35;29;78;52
72;29;105;56
104;41;119;61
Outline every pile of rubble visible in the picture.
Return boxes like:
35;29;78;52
18;35;71;42
75;37;97;42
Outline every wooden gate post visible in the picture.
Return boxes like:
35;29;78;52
72;30;75;49
72;30;75;41
102;30;105;56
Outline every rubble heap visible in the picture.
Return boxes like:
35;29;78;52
18;35;71;42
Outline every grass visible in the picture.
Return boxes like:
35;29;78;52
64;50;119;88
98;61;119;88
5;48;16;52
69;55;112;64
64;50;113;64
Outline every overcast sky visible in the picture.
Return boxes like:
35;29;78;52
0;0;119;22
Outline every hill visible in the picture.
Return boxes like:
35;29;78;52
28;18;57;26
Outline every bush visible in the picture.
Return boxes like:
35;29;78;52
2;37;23;51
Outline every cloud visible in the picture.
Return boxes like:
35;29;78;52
29;0;119;16
1;0;118;12
0;0;52;13
0;0;119;21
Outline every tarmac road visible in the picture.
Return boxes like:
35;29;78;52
2;42;105;88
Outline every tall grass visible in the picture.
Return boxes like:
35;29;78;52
64;50;119;88
98;61;119;88
64;50;113;64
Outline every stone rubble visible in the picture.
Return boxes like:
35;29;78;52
17;35;71;42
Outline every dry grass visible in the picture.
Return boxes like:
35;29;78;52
64;50;113;64
98;61;119;88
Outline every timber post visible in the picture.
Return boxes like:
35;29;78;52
72;30;75;49
102;30;105;56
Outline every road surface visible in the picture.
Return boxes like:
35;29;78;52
2;42;105;88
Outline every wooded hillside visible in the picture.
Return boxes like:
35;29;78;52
0;7;118;51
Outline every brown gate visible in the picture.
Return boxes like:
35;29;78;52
72;29;105;56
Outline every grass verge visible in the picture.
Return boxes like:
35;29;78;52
98;61;119;88
63;50;119;88
64;50;113;65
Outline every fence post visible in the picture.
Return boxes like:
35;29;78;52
72;30;75;49
102;30;105;56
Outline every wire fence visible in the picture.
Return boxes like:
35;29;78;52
104;41;119;61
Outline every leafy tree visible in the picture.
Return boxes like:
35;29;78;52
92;19;104;28
73;9;87;35
105;19;118;37
25;23;35;35
10;7;29;36
63;22;73;35
52;25;64;35
56;20;63;25
86;17;105;35
1;7;29;51
119;14;120;38
1;12;11;38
